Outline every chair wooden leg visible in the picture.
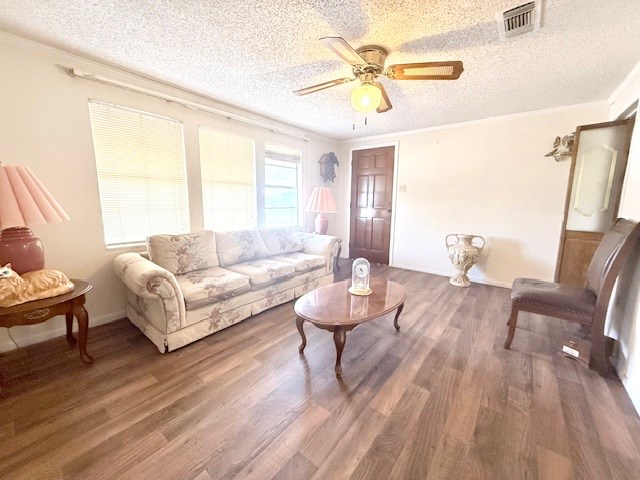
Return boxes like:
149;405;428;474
504;303;519;349
589;331;612;377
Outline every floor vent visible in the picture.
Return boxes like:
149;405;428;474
497;1;542;40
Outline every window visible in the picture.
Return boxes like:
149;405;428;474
88;100;190;247
199;127;256;231
264;143;302;227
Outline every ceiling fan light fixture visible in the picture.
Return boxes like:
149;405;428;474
294;37;462;114
351;82;382;112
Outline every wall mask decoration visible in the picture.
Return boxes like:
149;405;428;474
319;152;339;183
545;133;575;161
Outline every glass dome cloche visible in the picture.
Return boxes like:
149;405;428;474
349;257;372;296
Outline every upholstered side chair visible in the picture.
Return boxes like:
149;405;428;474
504;218;640;376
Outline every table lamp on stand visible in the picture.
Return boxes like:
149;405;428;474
0;163;70;274
305;187;337;235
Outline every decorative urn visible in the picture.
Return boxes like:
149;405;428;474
445;234;485;287
349;257;372;295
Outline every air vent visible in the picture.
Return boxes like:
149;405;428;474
497;1;542;40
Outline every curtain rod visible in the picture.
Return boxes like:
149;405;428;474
68;68;309;142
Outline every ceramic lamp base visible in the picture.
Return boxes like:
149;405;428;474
314;213;329;235
0;227;45;274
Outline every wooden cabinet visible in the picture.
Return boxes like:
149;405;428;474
556;118;635;286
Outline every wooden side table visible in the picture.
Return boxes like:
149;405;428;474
0;280;93;366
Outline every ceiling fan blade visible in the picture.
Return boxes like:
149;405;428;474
386;61;464;80
374;82;392;113
319;36;366;66
293;77;353;96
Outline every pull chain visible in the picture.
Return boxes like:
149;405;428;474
351;111;371;131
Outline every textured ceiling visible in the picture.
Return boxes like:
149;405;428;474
0;0;639;140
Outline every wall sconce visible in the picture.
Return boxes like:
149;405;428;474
545;133;575;161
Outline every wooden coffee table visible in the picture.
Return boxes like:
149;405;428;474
294;277;406;376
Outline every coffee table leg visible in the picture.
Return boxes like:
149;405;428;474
394;303;404;331
333;327;346;377
296;316;307;353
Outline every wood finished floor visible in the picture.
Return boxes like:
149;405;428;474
2;263;640;479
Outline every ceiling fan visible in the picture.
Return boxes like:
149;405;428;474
294;37;464;113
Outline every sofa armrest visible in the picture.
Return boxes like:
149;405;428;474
295;232;342;273
113;252;186;329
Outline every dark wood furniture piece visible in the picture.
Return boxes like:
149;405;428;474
555;118;634;287
556;230;603;287
505;219;640;376
0;280;94;367
294;277;405;376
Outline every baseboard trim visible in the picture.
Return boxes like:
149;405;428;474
389;263;512;289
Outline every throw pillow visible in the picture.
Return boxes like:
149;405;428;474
147;230;219;274
259;227;304;256
215;229;270;266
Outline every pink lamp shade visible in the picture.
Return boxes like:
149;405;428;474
0;164;70;274
305;187;337;235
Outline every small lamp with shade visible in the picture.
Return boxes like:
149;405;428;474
304;186;337;235
0;163;70;274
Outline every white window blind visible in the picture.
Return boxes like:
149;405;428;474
199;127;256;231
264;143;301;227
88;100;190;247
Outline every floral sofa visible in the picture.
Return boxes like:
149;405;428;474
113;228;341;352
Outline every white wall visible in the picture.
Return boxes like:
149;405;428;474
306;140;342;236
608;60;640;413
0;33;337;352
337;104;609;287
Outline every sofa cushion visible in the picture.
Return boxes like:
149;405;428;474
147;230;219;274
226;259;295;289
215;230;270;267
176;266;251;311
259;227;303;256
271;252;325;273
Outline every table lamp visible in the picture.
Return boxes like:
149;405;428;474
0;163;70;274
305;186;337;235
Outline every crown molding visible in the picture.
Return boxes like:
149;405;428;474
608;60;640;108
339;101;608;145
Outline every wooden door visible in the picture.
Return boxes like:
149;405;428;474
349;146;395;264
556;118;635;286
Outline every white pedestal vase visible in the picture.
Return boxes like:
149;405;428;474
445;234;485;287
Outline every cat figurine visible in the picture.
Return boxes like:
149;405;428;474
0;264;74;308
